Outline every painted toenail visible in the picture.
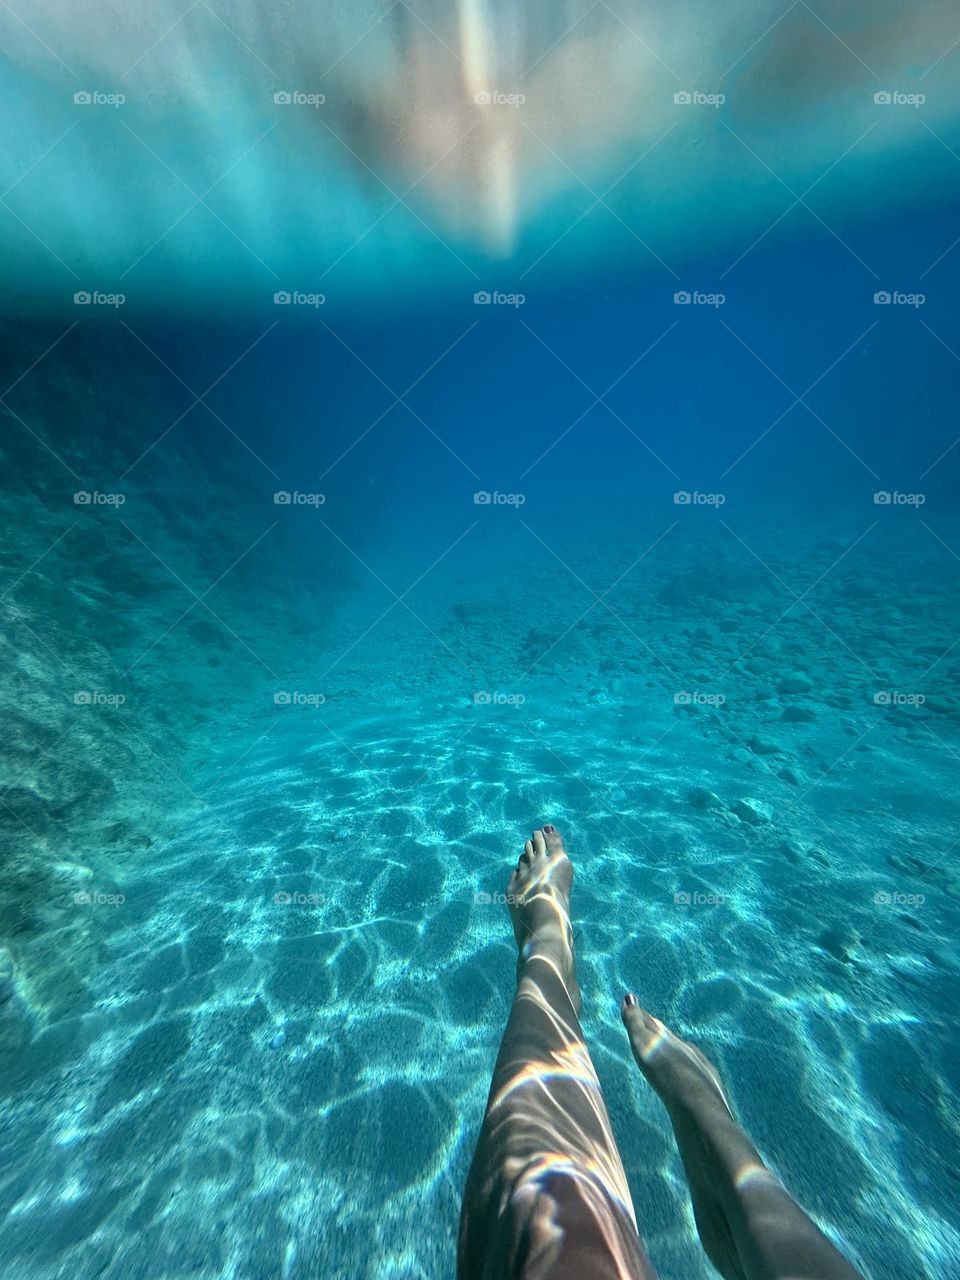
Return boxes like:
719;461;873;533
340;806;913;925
544;824;555;833
624;993;638;1008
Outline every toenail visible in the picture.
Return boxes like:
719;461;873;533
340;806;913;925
624;993;638;1008
544;824;555;833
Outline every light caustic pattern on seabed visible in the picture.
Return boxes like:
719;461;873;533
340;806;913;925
2;523;959;1280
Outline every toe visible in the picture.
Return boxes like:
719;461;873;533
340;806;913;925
621;993;642;1027
542;823;565;854
620;996;663;1045
520;840;534;867
531;829;547;857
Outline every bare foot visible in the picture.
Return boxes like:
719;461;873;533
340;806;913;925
621;997;747;1280
620;995;732;1117
619;998;865;1280
507;825;580;1013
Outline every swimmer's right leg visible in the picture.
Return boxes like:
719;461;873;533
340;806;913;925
458;827;656;1280
620;998;866;1280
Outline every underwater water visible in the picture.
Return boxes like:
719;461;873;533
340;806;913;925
1;3;960;1279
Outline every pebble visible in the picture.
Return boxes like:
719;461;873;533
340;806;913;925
270;1030;287;1050
688;787;723;811
731;797;773;825
782;703;817;722
817;925;859;963
778;673;814;695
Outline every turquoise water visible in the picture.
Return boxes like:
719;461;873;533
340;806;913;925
2;5;960;1280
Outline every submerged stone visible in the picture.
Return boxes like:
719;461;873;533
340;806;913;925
730;797;773;825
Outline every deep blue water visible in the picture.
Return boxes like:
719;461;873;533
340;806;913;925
1;5;959;1280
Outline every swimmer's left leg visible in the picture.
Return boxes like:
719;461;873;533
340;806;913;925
620;997;866;1280
457;826;656;1280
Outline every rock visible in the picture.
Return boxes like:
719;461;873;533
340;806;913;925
688;787;723;812
748;735;783;756
777;673;814;695
730;797;773;825
817;925;859;963
782;703;817;722
778;766;802;786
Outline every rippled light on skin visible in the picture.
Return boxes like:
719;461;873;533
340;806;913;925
734;1162;782;1192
